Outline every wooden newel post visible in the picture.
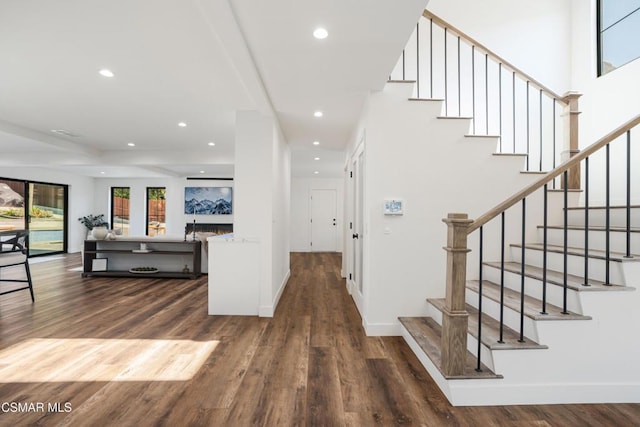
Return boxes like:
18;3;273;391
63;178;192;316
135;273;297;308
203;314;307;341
562;91;582;189
441;213;473;376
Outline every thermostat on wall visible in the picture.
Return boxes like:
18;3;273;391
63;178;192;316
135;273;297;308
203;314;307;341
383;199;404;215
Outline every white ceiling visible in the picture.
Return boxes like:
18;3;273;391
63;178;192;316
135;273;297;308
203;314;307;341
0;0;427;179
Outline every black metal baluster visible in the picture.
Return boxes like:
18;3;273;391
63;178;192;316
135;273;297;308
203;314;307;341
499;212;505;343
541;184;548;314
457;36;461;117
606;143;611;285
563;170;569;313
539;89;543;172
476;226;484;372
472;46;476;134
430;19;433;98
553;100;557;188
485;54;489;135
526;81;530;170
416;23;420;98
626;130;632;258
519;198;526;342
444;28;448;115
499;63;503;152
584;157;590;286
512;71;516;154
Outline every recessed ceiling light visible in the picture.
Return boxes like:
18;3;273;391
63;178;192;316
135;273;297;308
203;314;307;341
127;142;135;147
99;69;114;78
313;28;328;40
100;171;105;175
208;142;215;146
314;171;320;174
178;122;187;127
313;111;323;118
313;141;320;146
314;157;320;160
199;170;205;174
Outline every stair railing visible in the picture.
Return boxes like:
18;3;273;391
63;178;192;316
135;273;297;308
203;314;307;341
391;10;580;175
441;114;640;377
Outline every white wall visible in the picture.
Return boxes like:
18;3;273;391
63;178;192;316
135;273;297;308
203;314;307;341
427;0;572;95
570;0;640;205
93;177;233;238
290;177;344;252
1;167;94;253
234;111;291;317
271;125;291;302
347;82;541;335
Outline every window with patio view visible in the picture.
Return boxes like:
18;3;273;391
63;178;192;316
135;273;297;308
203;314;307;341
0;178;67;257
146;187;166;236
111;187;130;236
598;0;640;75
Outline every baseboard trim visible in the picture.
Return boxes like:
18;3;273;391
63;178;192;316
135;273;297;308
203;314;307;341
259;269;290;318
363;318;401;336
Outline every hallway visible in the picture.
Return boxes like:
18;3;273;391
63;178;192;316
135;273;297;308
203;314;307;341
0;252;637;425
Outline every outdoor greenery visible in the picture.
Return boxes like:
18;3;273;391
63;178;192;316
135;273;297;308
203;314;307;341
30;207;53;218
113;188;130;199
148;188;166;200
78;214;108;230
0;207;24;218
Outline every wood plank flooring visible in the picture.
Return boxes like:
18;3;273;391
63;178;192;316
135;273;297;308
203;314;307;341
0;252;638;426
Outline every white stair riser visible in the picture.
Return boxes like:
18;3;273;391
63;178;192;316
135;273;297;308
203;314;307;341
538;227;639;255
427;301;496;371
482;265;583;313
567;208;640;228
511;247;626;285
466;290;540;343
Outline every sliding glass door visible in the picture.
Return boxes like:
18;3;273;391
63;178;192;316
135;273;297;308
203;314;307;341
0;178;68;257
27;182;67;256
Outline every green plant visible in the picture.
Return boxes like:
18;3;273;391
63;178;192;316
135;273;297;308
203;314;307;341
0;207;24;218
78;214;108;230
30;206;53;218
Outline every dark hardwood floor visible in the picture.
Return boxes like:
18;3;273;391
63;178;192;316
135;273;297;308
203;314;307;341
0;252;638;426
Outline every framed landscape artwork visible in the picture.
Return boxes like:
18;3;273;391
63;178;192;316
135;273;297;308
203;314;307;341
184;187;232;215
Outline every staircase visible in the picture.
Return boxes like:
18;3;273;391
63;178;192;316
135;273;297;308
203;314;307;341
394;10;640;406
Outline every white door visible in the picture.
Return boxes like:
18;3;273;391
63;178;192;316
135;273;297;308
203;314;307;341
349;143;365;314
310;189;337;251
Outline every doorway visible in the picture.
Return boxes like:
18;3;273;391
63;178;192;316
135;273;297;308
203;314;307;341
310;189;337;252
349;142;365;313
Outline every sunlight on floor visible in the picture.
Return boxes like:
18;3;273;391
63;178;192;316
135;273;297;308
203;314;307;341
0;338;219;382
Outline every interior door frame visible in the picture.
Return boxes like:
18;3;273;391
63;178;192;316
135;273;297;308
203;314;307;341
348;136;366;315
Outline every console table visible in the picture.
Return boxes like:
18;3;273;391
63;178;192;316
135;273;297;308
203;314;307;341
82;239;202;279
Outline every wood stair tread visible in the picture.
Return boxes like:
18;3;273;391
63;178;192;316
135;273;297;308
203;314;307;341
466;280;591;321
409;97;445;102
428;299;547;350
483;261;635;292
538;225;640;233
511;242;640;261
398;317;502;379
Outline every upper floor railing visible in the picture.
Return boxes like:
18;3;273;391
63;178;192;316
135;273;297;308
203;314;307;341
390;10;578;175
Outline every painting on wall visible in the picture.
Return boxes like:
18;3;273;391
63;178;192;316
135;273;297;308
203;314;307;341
184;187;232;215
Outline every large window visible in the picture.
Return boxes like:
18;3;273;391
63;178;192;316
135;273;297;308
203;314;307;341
111;187;130;236
146;187;166;236
598;0;640;75
0;177;68;257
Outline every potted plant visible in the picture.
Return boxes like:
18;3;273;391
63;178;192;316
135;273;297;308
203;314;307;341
78;214;109;239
